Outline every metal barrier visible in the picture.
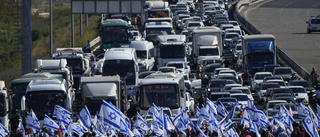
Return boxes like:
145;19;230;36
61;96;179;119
234;0;310;79
91;36;101;52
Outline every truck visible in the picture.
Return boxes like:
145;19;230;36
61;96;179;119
138;71;186;117
155;35;187;69
99;19;132;50
142;1;171;25
21;78;74;120
11;73;63;109
0;81;11;132
191;28;223;66
80;75;128;114
241;34;276;75
52;48;91;92
102;48;139;96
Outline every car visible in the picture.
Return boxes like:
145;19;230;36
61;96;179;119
266;109;279;121
158;66;177;73
202;64;222;79
263;64;280;73
272;96;296;104
199;58;223;69
264;100;287;113
258;82;280;102
306;15;320;33
231;87;254;101
213;67;231;79
224;32;240;49
271;93;294;100
229;37;241;51
262;76;284;83
218;69;238;78
138;71;156;80
288;86;308;104
217;74;240;84
230;93;248;106
265;79;286;88
273;67;294;83
207;79;235;92
267;88;293;103
209;92;230;103
225;89;243;94
273;103;299;119
232;44;242;61
166;61;191;75
223;84;242;91
251;72;273;90
288;80;315;95
236;53;243;70
185;92;195;115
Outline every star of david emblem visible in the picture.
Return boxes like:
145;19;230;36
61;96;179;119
33;119;38;125
140;123;145;127
49;121;54;125
261;116;266;120
84;115;88;120
306;118;312;124
109;112;117;120
178;124;182;129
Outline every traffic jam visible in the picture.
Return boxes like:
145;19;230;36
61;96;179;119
2;0;320;136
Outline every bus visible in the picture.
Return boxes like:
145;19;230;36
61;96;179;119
100;19;131;50
138;71;186;117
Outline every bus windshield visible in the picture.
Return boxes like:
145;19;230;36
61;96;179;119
101;26;128;43
66;58;83;73
141;84;179;109
11;83;29;109
160;45;185;58
26;91;65;119
0;94;6;117
103;60;136;85
136;50;147;59
199;48;219;56
248;52;274;65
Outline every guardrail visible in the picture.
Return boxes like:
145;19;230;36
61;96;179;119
234;0;310;80
90;36;101;53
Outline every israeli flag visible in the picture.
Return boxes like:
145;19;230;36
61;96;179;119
17;119;25;136
59;121;67;136
303;114;320;137
120;118;134;137
173;114;187;135
147;103;160;118
95;130;105;137
100;101;126;131
274;105;294;133
315;114;320;129
133;128;143;137
43;114;59;131
200;105;210;120
253;109;271;127
78;105;92;129
150;121;163;136
250;122;261;137
196;106;204;127
217;101;228;118
297;103;310;118
241;109;250;128
208;112;219;136
26;109;40;131
247;98;256;117
317;104;320;117
92;113;98;130
226;127;239;137
223;104;236;123
219;118;233;132
161;108;175;134
67;122;85;137
0;123;9;137
133;112;150;133
206;98;217;117
53;105;72;125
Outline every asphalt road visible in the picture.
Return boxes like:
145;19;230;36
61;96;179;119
241;0;320;73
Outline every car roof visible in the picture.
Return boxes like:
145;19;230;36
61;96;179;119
255;72;273;75
267;100;288;103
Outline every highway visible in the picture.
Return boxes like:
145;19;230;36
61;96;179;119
240;0;320;74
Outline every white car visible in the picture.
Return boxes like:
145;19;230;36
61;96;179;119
166;61;191;75
231;87;253;101
230;93;248;106
186;92;195;115
218;69;238;78
223;84;242;91
288;86;309;104
306;15;320;33
251;72;273;90
264;100;287;113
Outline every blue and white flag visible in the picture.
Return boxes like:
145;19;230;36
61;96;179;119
314;114;320;129
208;112;219;136
17;119;25;136
253;109;270;127
247;98;256;118
150;121;163;136
43;114;59;131
53;105;72;125
250;122;260;137
196;124;206;137
217;101;228;119
297;103;311;118
161;108;175;136
219;118;233;132
100;101;123;131
134;112;150;133
303;114;320;137
95;130;105;137
0;123;9;137
223;104;236;122
120;118;134;137
317;104;320;117
206;98;217;117
241;109;250;128
59;121;67;136
133;128;143;137
67;122;85;137
173;114;187;135
274;105;294;133
26;109;40;131
196;106;204;127
200;105;210;120
147;103;160;120
226;127;239;137
92;113;98;130
78;105;92;129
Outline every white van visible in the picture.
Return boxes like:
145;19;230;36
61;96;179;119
129;40;155;71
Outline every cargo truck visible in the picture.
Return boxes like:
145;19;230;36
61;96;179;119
241;34;276;75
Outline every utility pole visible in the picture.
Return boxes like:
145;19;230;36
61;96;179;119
80;14;82;36
85;14;88;27
71;14;74;47
50;0;52;57
22;0;32;74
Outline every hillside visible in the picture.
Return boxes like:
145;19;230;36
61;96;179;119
0;0;100;87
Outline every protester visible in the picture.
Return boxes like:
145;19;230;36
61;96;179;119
86;40;91;53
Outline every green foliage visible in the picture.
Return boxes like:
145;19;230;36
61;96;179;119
32;29;42;41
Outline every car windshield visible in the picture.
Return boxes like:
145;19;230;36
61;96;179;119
231;95;248;101
226;34;239;39
167;63;183;69
274;68;292;74
199;48;219;56
136;50;147;59
255;74;272;80
66;58;83;72
209;81;227;88
290;81;312;88
261;84;280;90
188;23;202;27
311;19;320;24
290;88;306;93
